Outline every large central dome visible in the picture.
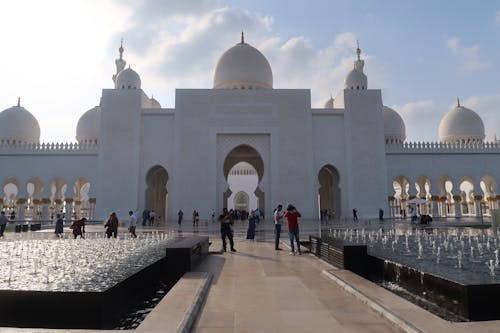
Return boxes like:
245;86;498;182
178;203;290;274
213;34;273;90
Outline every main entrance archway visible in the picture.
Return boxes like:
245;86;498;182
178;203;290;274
216;134;270;218
223;145;264;214
145;165;168;223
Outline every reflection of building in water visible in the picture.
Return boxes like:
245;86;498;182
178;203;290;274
0;34;499;222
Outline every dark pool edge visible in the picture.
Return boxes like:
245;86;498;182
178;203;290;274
322;269;423;333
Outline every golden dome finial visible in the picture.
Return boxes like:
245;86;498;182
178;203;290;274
356;40;361;61
241;31;245;44
119;38;124;60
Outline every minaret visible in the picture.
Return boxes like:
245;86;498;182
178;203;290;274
112;39;126;86
241;31;245;44
354;40;365;72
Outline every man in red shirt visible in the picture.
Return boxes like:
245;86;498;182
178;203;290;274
284;204;301;255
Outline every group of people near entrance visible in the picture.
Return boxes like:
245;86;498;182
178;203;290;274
218;203;302;255
273;204;302;255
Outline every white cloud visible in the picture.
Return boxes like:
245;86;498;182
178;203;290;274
445;36;491;72
0;1;383;141
0;0;132;142
120;7;381;109
393;100;444;142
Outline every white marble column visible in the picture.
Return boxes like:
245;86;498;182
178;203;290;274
42;198;50;221
453;195;462;218
474;195;483;218
17;198;26;221
65;199;74;223
431;196;439;217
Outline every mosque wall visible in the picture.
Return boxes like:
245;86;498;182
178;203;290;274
96;89;144;220
311;110;347;217
139;110;175;214
343;89;388;218
170;89;317;220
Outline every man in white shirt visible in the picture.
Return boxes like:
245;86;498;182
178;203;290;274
128;210;137;238
273;204;284;250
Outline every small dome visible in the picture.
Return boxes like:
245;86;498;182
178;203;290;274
324;96;334;109
344;68;367;90
438;101;485;144
76;106;100;143
383;106;406;143
0;101;40;144
213;34;273;89
150;97;161;108
116;66;141;90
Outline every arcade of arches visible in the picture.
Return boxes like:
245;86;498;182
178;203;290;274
390;175;499;218
1;177;95;221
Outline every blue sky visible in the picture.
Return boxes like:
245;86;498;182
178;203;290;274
0;0;498;142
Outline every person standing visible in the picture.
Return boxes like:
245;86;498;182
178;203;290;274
211;209;215;223
0;211;7;238
178;209;184;226
220;208;236;252
379;208;384;221
149;210;156;226
54;213;64;238
273;204;284;250
105;212;119;238
128;210;137;238
246;211;256;240
284;204;301;255
353;208;358;221
255;208;261;224
142;209;149;226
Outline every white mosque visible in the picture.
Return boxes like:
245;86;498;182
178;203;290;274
0;33;498;223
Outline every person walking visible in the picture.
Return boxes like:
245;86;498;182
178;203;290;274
284;204;302;255
70;217;86;239
379;208;384;221
128;210;137;238
220;208;236;252
246;211;257;240
353;208;358;221
178;209;184;226
273;204;284;250
0;211;7;238
54;213;64;238
105;212;119;238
